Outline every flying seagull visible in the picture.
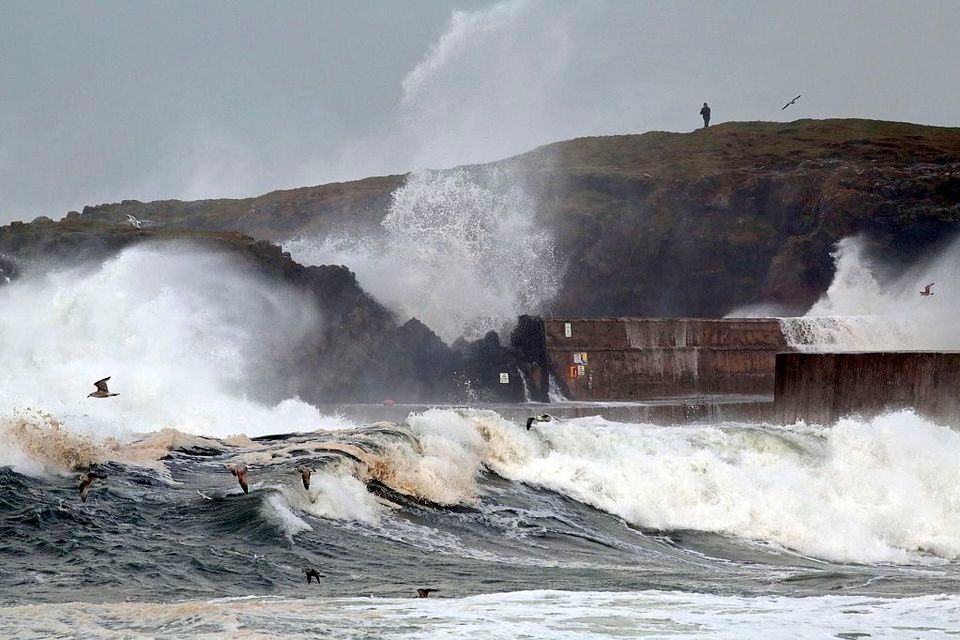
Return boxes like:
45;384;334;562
78;470;107;502
296;465;313;490
416;588;438;598
88;377;119;398
226;463;249;494
781;94;802;111
304;567;324;584
126;214;147;230
920;282;935;296
525;414;554;430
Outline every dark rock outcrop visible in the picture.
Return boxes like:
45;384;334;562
0;222;517;404
3;119;960;402
510;315;550;401
0;254;19;285
513;119;960;316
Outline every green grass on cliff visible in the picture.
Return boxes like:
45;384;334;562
9;118;959;243
514;119;960;179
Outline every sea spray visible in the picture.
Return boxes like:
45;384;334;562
780;235;960;350
0;243;327;438
0;410;100;476
282;469;382;523
285;168;561;342
261;493;313;537
547;373;568;402
1;591;956;639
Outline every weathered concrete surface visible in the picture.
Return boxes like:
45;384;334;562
545;318;788;400
775;352;960;426
315;396;774;427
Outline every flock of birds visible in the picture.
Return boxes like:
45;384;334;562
74;374;559;598
83;204;573;596
50;96;942;601
78;377;445;596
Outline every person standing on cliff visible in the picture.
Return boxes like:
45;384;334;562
700;102;711;128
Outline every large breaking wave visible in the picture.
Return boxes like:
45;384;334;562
399;408;960;563
0;243;338;440
8;402;959;565
0;237;958;620
285;168;561;342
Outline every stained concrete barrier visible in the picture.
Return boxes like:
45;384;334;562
775;351;960;426
546;318;788;400
315;397;774;426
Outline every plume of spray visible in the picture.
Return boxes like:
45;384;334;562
393;0;575;170
0;243;334;442
780;236;960;350
285;167;561;342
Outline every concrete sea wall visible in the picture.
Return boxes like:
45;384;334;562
545;318;788;400
774;351;960;426
315;397;775;427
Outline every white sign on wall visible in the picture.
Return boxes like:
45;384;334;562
564;322;572;337
573;353;582;364
499;372;510;384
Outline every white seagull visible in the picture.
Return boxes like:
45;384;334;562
126;214;147;230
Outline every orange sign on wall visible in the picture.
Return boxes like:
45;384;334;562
568;365;578;379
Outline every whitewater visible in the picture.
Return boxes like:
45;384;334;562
1;239;959;638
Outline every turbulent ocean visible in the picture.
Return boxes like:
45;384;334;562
1;242;960;638
2;408;960;638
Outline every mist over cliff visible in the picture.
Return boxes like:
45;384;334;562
2;118;959;401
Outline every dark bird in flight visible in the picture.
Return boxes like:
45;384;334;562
88;377;119;398
416;588;438;598
226;463;249;494
78;471;107;502
304;567;324;584
525;414;553;430
781;94;802;110
296;465;313;490
920;282;935;296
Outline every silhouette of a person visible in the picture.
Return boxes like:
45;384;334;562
700;102;711;128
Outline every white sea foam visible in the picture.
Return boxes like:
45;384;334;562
282;469;382;524
0;590;956;639
285;168;560;342
0;243;333;439
780;235;960;350
261;493;312;536
399;408;960;563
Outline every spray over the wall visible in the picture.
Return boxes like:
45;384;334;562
781;236;960;350
285;167;561;342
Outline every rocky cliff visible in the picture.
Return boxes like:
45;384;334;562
0;223;526;404
516;119;960;316
52;119;960;318
2;119;959;401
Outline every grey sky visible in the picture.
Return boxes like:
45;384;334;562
1;0;958;223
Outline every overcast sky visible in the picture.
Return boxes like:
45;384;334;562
1;0;958;223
